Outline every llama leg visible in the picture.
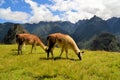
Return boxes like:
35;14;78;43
18;44;23;55
34;45;36;53
47;47;54;59
65;48;68;59
18;44;20;55
23;43;25;50
50;48;54;58
20;45;23;54
47;46;52;59
47;39;55;59
46;46;52;59
47;52;49;59
59;47;64;57
31;44;34;53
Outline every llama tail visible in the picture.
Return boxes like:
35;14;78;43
47;36;50;41
16;34;19;43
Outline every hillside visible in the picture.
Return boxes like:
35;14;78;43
72;15;110;42
0;45;120;80
3;24;28;44
107;17;120;33
0;22;14;43
22;21;74;37
0;16;120;50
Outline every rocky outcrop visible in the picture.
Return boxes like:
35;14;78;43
3;24;28;44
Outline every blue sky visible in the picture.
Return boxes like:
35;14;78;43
0;0;120;23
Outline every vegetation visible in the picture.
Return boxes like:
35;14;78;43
0;16;120;51
3;24;28;44
91;32;120;51
0;45;120;80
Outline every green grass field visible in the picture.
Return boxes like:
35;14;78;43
0;45;120;80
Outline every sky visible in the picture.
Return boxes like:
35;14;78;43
0;0;120;23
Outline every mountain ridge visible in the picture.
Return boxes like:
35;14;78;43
0;16;120;50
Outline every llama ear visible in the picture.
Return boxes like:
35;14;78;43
81;51;84;54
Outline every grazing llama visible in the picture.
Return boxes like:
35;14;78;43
16;33;47;55
46;33;83;60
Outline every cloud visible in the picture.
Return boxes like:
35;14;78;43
49;0;120;22
25;0;95;23
25;0;60;23
61;11;93;23
1;0;120;23
50;0;105;23
101;0;120;19
0;7;30;22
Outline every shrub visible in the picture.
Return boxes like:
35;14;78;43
91;32;120;51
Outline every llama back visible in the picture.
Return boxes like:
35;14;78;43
23;34;46;50
48;33;79;49
16;33;47;51
51;33;80;53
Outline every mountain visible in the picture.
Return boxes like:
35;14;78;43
0;16;120;51
0;22;14;43
72;15;110;42
22;21;75;36
107;17;120;33
3;24;28;44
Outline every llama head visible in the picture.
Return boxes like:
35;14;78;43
45;47;50;54
77;52;82;60
44;46;48;53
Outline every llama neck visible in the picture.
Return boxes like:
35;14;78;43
38;41;47;51
66;35;80;54
73;45;80;54
71;41;80;54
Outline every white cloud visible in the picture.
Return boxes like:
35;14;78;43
0;7;30;22
101;0;120;19
62;11;93;23
49;0;120;22
1;0;120;23
50;0;106;23
25;0;60;23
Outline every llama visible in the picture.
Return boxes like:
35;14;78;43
16;33;47;55
46;33;83;60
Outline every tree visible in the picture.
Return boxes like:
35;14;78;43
91;32;120;51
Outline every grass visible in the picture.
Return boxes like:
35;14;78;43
0;44;120;80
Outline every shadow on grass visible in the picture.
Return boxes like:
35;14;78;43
10;49;23;56
10;49;18;56
39;57;80;61
34;74;57;80
11;49;39;55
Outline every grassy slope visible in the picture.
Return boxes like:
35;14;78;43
0;45;120;80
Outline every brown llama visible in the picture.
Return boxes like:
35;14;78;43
16;33;47;55
46;33;83;60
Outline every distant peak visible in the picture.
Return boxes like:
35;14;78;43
90;15;103;21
